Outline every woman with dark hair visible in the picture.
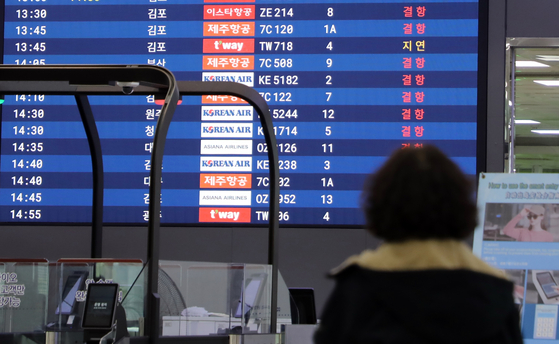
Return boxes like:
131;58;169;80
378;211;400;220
503;204;553;242
314;145;522;344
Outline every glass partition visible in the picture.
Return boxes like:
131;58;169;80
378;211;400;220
0;259;291;341
0;259;49;335
49;259;145;338
160;261;291;337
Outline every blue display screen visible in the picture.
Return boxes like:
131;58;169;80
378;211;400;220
0;0;483;225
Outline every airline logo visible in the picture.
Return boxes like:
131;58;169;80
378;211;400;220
202;95;248;104
200;157;252;171
200;139;253;155
201;123;253;138
203;39;255;54
204;56;254;70
202;72;254;87
204;22;255;37
201;106;253;121
199;190;252;206
200;173;252;188
199;207;251;222
204;6;255;20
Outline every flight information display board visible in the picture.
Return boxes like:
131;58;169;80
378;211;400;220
0;0;484;226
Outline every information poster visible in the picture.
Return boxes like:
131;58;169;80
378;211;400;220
473;173;559;343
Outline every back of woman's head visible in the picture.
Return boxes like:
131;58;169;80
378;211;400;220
362;145;477;242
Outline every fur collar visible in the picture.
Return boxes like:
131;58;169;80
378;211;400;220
332;239;505;279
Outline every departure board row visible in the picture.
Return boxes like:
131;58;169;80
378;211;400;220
0;0;483;225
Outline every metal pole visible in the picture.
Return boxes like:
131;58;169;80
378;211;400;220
75;95;104;258
146;71;179;344
509;49;516;173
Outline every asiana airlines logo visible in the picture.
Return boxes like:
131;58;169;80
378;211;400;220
199;191;252;206
200;140;252;155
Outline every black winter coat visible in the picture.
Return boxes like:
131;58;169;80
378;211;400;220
314;266;523;344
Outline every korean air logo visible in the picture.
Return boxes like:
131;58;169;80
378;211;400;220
201;123;253;138
201;106;253;121
202;72;254;87
200;157;252;171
